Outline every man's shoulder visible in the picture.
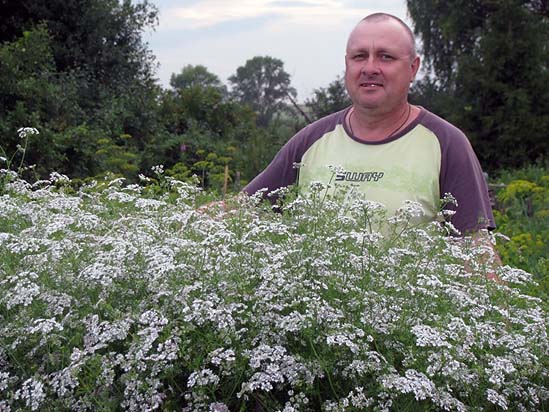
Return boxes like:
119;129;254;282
292;107;350;144
419;109;467;138
418;108;474;152
421;108;464;135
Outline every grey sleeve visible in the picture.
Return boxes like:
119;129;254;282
242;139;300;199
439;127;495;234
243;109;347;200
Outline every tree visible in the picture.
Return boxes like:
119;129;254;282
0;0;162;181
305;75;351;120
407;0;549;170
0;0;158;93
0;26;84;178
229;56;297;127
170;64;227;95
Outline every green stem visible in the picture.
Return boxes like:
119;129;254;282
308;336;338;400
16;135;29;174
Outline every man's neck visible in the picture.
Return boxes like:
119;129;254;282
349;103;416;142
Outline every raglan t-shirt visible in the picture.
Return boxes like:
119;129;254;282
244;107;495;234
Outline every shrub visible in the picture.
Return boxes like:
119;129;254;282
492;165;548;298
0;174;547;411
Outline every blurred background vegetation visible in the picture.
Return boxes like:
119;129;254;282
0;0;547;286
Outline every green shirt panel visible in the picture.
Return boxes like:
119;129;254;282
298;124;442;222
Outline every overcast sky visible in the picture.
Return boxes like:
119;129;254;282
145;0;411;102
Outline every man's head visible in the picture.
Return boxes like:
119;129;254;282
345;13;420;114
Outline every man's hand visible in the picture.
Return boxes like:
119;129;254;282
471;230;504;283
197;200;228;214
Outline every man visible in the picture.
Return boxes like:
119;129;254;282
243;13;495;236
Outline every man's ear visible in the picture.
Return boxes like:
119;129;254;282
411;55;421;81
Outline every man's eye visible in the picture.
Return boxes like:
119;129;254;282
380;54;394;60
353;54;366;60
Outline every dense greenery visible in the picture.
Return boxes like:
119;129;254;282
492;165;548;299
0;0;161;180
305;75;351;121
408;0;548;171
170;64;228;95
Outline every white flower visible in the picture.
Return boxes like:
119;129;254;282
411;324;452;348
394;200;425;219
327;164;346;175
151;164;164;174
28;318;63;335
187;369;220;388
5;279;40;309
14;379;45;411
498;266;533;284
209;402;229;412
308;180;329;193
441;192;458;207
209;348;236;366
50;368;79;397
486;388;508;410
381;369;436;401
326;332;361;354
486;357;517;387
17;127;39;139
0;372;11;392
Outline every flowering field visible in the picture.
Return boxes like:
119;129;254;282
0;171;547;411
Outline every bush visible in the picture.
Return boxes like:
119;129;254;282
492;164;548;299
0;174;547;411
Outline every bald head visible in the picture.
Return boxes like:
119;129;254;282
348;13;417;59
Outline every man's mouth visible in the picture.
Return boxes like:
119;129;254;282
360;82;383;87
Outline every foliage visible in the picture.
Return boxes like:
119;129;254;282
170;64;227;96
0;127;40;194
152;85;278;189
407;0;549;171
305;75;351;120
0;26;78;178
491;165;549;298
229;56;297;127
0;2;162;182
0;173;547;411
0;0;159;93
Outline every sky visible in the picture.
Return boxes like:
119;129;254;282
145;0;411;102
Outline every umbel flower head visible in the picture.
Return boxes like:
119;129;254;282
17;127;39;140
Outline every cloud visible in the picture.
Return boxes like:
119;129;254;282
158;0;375;31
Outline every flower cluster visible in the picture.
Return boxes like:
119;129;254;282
15;127;39;142
0;175;547;411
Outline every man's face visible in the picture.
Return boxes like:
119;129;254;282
345;19;420;113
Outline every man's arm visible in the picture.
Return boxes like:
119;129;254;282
471;230;504;282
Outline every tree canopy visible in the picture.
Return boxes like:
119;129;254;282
408;0;548;170
0;1;297;192
305;75;351;120
0;0;162;179
0;0;158;91
170;65;227;95
229;56;297;127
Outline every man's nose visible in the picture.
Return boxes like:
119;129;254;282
361;56;380;74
